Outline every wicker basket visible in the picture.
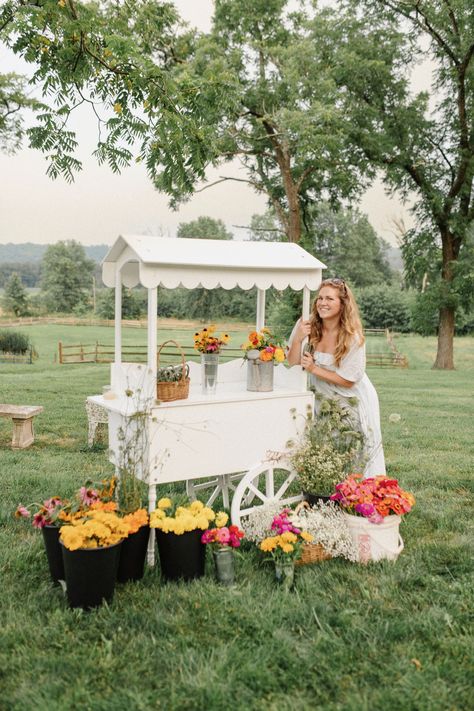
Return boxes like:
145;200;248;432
156;340;190;402
294;501;332;566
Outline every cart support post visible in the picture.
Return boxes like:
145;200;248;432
114;270;122;364
256;289;266;331
147;287;158;374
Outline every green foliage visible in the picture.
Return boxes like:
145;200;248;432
302;203;394;287
0;329;31;354
0;262;41;289
40;240;95;313
289;395;365;495
0;72;45;152
177;216;232;240
1;272;30;317
0;0;222;195
156;363;189;383
356;285;413;332
96;287;145;320
333;0;474;365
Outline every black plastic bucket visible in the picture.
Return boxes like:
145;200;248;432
155;529;205;582
117;525;150;583
61;540;122;610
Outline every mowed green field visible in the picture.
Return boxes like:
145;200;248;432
0;323;473;711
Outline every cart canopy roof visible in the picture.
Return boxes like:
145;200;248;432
102;234;326;291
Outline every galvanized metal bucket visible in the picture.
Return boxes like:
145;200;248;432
246;359;274;392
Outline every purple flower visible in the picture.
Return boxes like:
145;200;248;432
79;487;100;506
32;512;47;529
355;502;377;519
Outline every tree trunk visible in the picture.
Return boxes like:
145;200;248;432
433;306;455;369
433;228;457;369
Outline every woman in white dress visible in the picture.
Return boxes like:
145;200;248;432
287;277;386;477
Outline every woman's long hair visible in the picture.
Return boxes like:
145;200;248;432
309;279;365;366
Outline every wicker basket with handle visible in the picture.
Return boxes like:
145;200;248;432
294;500;333;566
156;340;190;402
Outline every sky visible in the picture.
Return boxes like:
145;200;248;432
0;0;425;248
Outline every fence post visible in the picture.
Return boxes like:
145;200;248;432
58;341;63;364
95;341;99;363
80;344;84;362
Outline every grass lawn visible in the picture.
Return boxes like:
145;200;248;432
0;325;473;711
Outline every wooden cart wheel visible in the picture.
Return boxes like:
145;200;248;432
230;456;303;528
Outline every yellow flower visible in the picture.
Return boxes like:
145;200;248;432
274;348;285;363
260;537;278;552
113;102;123;114
280;531;297;543
300;531;313;542
201;507;215;522
157;498;172;510
189;500;204;513
281;543;294;553
215;511;228;528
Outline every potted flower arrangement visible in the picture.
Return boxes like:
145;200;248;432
15;495;69;584
14;477;118;585
193;325;230;394
289;395;365;504
259;509;313;590
149;497;216;581
330;474;416;562
201;512;245;585
242;328;286;392
59;509;131;609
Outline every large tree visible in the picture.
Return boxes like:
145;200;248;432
0;72;44;152
330;0;474;368
185;0;371;244
40;239;94;312
1;272;30;316
0;0;229;191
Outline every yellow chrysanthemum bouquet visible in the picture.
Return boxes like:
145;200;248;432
150;497;221;535
60;509;132;551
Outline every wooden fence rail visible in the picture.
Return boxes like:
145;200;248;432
58;334;408;368
58;342;245;364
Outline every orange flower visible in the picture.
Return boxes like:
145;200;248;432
259;350;273;361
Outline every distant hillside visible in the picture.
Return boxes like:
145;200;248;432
0;242;109;263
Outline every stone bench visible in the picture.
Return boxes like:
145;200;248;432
0;404;44;449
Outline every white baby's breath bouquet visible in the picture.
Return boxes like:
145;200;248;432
289;501;357;561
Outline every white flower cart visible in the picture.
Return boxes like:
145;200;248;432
87;235;325;546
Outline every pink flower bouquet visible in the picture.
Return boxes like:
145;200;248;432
330;474;415;524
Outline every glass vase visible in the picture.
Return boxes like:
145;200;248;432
274;559;295;591
201;353;219;395
213;546;235;585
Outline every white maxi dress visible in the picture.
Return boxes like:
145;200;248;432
290;327;386;477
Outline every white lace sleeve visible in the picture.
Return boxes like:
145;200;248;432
336;340;366;383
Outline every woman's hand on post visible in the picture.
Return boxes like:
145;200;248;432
301;352;314;374
297;320;311;342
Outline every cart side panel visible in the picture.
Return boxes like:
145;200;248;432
147;393;313;484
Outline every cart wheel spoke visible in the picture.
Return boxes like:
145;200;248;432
230;458;303;528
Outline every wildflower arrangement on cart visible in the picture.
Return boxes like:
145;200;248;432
201;513;245;585
241;327;286;362
193;325;230;354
